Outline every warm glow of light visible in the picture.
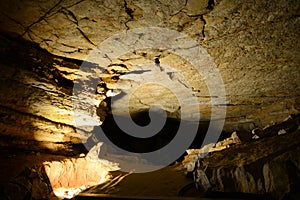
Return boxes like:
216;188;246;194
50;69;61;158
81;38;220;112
43;157;119;199
53;187;87;199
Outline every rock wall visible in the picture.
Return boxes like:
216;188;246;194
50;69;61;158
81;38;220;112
204;130;300;199
0;0;299;151
188;116;300;199
0;35;89;154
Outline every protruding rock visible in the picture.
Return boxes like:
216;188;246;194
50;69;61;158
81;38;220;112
189;118;300;200
43;156;120;199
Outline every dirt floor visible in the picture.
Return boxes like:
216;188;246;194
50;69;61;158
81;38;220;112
0;148;199;199
81;163;198;198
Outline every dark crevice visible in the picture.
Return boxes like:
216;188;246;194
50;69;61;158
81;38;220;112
183;0;217;41
124;69;152;75
108;63;129;70
123;0;135;30
0;135;88;156
124;0;134;19
184;0;188;6
166;72;174;80
200;15;207;40
60;7;79;25
124;20;130;30
54;55;83;67
206;0;215;10
177;79;189;88
104;53;113;62
76;27;96;46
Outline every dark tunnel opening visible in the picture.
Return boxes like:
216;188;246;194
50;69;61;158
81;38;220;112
86;109;231;163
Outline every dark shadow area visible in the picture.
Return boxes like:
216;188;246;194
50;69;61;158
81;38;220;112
79;116;300;200
86;109;230;163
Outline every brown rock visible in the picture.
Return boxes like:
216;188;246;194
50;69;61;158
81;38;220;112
43;156;119;198
195;130;300;199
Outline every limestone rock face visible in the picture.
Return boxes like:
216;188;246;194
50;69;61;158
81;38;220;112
0;0;299;198
43;156;120;198
0;0;299;135
192;129;300;199
0;35;95;154
0;0;299;151
0;154;120;200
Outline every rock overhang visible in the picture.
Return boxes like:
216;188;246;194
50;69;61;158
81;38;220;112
0;0;299;152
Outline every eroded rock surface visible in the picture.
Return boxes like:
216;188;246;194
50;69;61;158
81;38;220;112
0;34;93;154
0;1;299;198
189;117;300;199
0;0;299;132
44;154;120;198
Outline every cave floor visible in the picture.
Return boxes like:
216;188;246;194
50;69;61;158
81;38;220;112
77;129;300;200
78;163;199;198
0;149;199;199
1;118;299;200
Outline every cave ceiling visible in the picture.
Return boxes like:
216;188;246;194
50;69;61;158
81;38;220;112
0;0;299;131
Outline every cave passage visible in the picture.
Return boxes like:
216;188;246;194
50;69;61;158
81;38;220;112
88;110;219;156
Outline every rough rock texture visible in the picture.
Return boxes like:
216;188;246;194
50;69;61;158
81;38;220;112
0;0;299;134
0;150;119;200
190;117;300;200
0;150;66;200
43;155;119;198
0;0;299;199
203;0;300;130
0;34;94;154
206;132;300;199
0;165;54;200
0;0;300;176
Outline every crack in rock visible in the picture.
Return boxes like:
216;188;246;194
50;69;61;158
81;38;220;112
21;0;64;37
76;27;96;46
60;7;79;26
124;0;134;19
200;15;207;40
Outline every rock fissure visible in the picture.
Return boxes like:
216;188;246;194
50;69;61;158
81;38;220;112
206;0;215;10
124;0;134;20
21;0;65;37
200;15;207;41
60;7;79;26
76;27;96;46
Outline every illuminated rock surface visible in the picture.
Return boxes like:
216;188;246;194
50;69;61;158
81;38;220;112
191;117;300;200
0;0;299;199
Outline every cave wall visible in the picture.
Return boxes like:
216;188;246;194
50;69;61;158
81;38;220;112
0;0;299;153
0;35;89;154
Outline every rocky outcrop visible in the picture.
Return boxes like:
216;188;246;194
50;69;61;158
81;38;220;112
44;153;120;199
189;117;300;199
0;152;119;200
0;34;93;154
